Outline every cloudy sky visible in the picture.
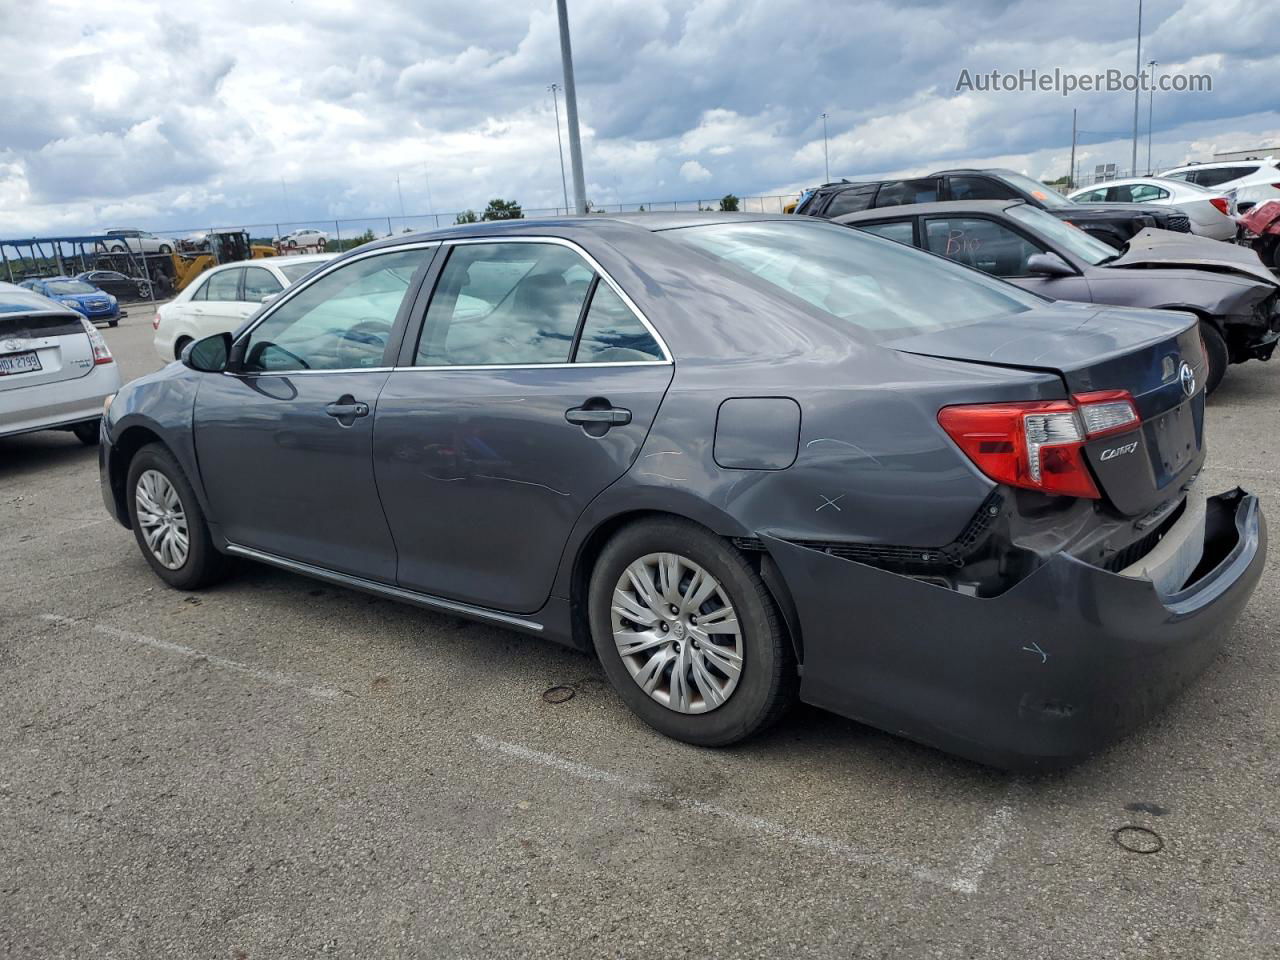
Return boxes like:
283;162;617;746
2;0;1277;238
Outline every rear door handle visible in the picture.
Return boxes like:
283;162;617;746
565;405;631;426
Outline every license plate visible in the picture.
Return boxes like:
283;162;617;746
0;350;41;376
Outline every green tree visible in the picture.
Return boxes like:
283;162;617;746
719;194;740;212
482;198;523;220
637;204;645;212
455;209;479;224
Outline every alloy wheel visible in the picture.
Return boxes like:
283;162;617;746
135;469;189;570
611;552;744;714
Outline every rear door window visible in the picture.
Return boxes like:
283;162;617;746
947;176;1018;201
1129;184;1169;202
242;266;283;301
573;283;663;363
415;242;593;366
205;269;243;302
872;179;940;208
824;185;879;217
923;217;1045;278
855;220;916;246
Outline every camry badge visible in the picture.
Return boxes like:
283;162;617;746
1179;361;1196;398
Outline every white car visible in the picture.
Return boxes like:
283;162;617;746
1160;158;1280;214
1067;177;1238;241
0;282;121;444
276;228;329;250
152;254;334;361
103;229;178;255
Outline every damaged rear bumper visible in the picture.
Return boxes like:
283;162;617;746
763;488;1265;770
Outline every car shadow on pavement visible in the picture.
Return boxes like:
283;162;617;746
0;434;98;484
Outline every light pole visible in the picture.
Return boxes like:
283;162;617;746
1130;0;1143;176
548;83;570;215
1146;59;1158;174
555;0;587;214
821;112;830;182
395;174;406;218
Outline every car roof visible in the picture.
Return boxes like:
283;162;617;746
1164;158;1277;172
831;199;1024;222
353;212;798;254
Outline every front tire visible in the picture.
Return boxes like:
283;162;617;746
72;420;100;445
588;518;797;746
158;245;172;254
174;336;193;360
1200;321;1228;395
126;443;231;589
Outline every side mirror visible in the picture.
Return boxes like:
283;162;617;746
260;294;278;305
1025;252;1075;278
182;332;232;373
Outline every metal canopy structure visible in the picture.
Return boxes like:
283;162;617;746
0;233;161;297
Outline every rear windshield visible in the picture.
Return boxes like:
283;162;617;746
46;280;97;294
0;314;85;339
667;220;1040;336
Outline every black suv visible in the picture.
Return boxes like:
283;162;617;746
795;167;1191;248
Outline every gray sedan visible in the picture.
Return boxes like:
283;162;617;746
834;200;1280;393
99;215;1264;769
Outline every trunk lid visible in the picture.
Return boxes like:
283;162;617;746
0;311;97;393
889;302;1205;518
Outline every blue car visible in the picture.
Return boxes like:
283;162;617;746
18;276;121;326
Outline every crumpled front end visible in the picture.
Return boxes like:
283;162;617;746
764;488;1265;770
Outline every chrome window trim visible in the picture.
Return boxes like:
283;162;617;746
225;235;677;378
420;235;674;366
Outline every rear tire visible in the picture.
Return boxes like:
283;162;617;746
126;443;231;590
1200;321;1228;395
72;420;100;446
108;319;119;328
588;518;797;746
158;245;172;254
174;336;193;360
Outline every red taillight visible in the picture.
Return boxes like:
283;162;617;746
938;391;1140;499
152;308;162;330
79;316;114;365
1209;196;1230;215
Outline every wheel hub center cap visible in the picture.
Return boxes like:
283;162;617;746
670;620;686;641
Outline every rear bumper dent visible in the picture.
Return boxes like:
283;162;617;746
765;487;1265;770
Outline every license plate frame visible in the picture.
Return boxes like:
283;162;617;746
0;350;41;376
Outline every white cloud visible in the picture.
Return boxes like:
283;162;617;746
680;160;712;183
0;0;1277;237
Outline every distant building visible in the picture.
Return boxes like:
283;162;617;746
1210;145;1279;162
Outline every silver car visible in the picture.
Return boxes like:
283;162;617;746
0;282;121;444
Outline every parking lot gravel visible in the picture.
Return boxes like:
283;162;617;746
2;306;1278;958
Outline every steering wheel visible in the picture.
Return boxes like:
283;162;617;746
334;319;394;368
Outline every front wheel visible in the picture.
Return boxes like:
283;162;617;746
158;245;172;254
72;419;100;445
588;518;797;746
126;443;231;589
1200;321;1228;395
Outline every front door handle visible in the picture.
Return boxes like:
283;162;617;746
325;395;370;425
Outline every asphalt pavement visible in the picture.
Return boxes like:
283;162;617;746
1;305;1277;959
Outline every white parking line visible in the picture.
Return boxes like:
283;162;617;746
475;734;1016;892
40;614;349;701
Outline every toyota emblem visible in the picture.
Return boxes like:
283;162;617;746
1179;361;1196;398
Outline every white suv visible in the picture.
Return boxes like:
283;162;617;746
1161;158;1280;214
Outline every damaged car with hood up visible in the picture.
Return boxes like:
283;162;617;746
100;214;1264;770
835;200;1280;393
